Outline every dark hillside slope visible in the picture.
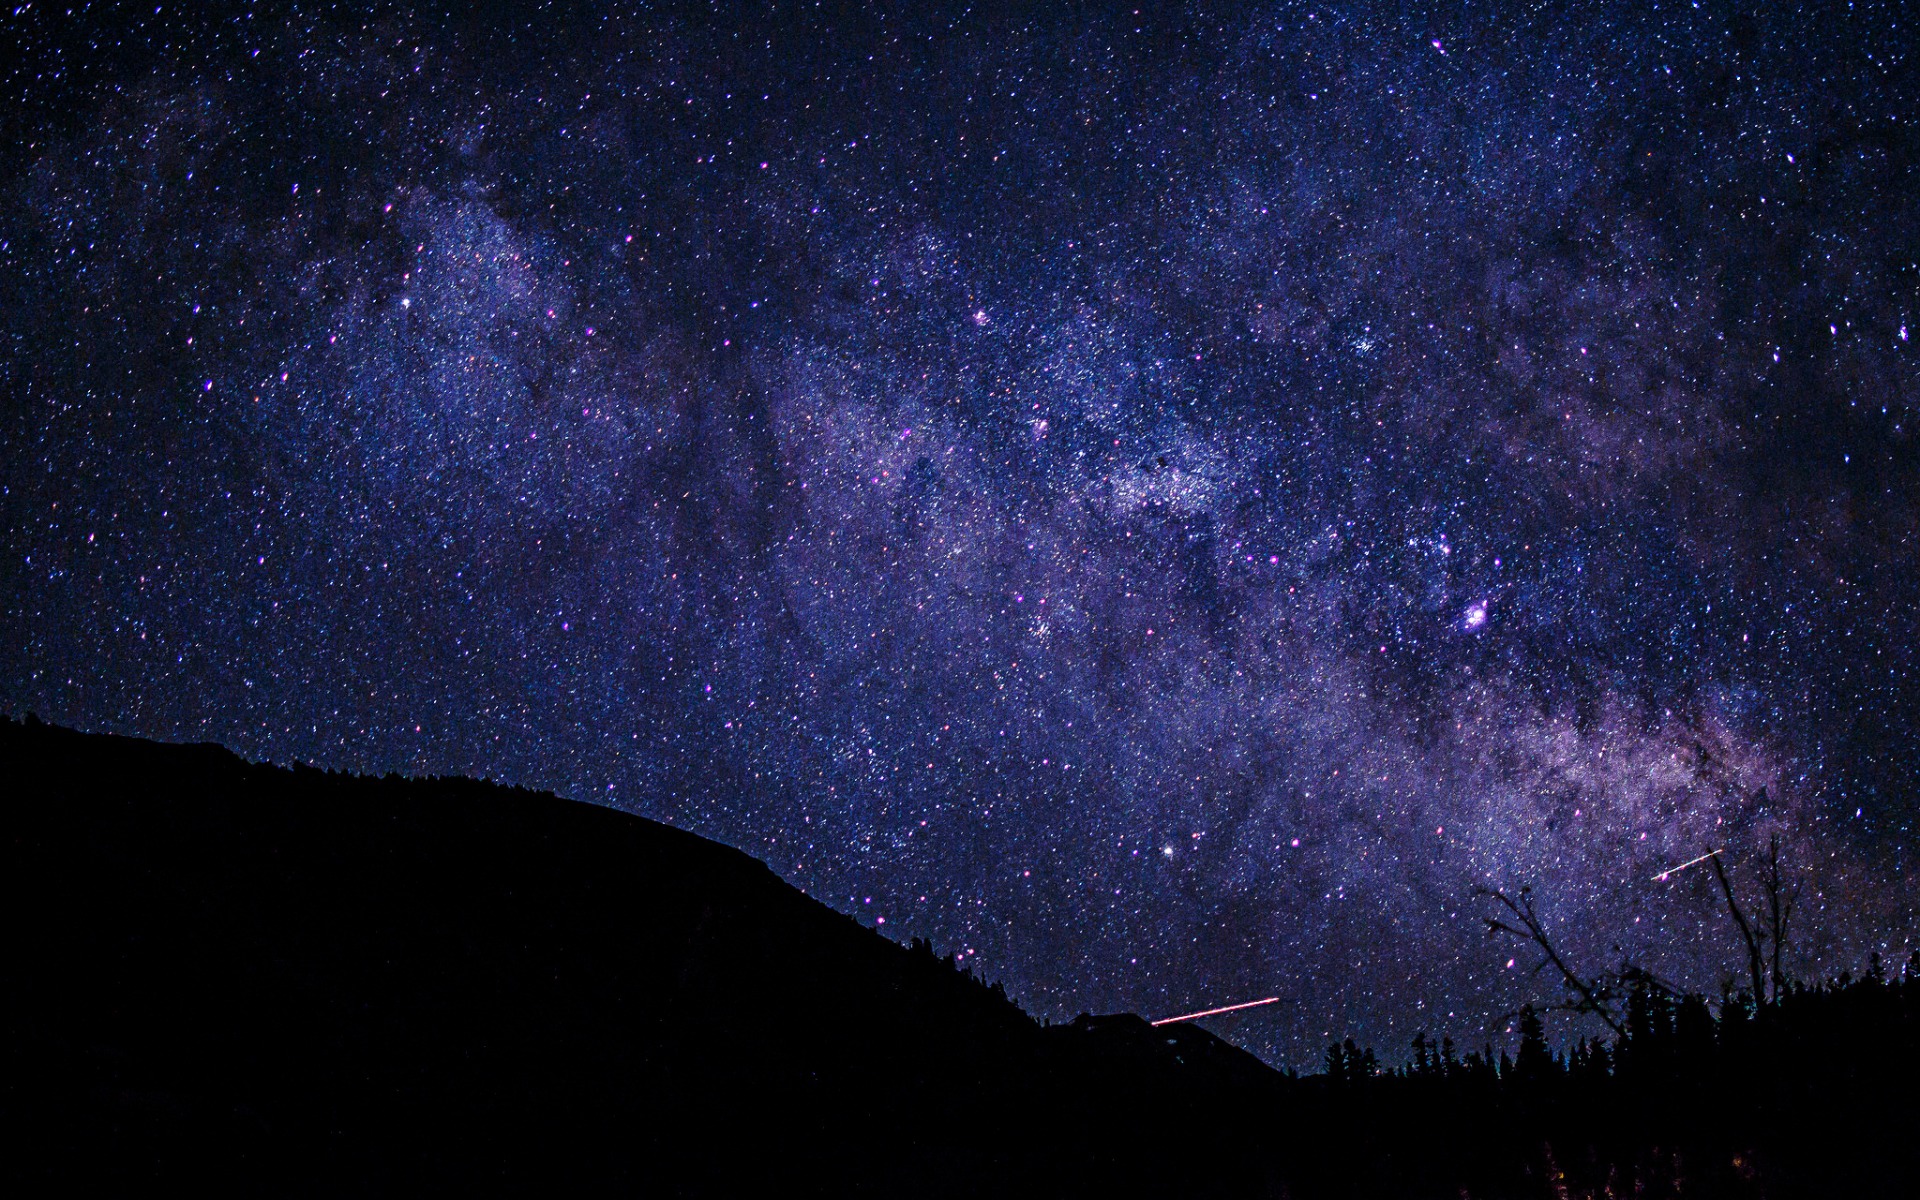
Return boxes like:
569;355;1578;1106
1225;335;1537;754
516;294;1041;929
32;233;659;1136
4;718;1289;1195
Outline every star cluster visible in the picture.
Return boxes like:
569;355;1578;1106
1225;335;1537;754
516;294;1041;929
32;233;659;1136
4;0;1917;1065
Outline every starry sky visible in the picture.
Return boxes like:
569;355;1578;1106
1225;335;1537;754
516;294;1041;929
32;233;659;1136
4;0;1918;1066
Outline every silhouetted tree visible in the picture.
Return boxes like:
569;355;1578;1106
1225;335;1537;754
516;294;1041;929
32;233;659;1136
1567;1035;1611;1085
1708;846;1769;1005
1328;1036;1374;1082
1411;1030;1435;1078
1325;1039;1349;1082
1760;832;1799;1000
1325;1038;1379;1085
1513;1005;1558;1086
1707;828;1801;1007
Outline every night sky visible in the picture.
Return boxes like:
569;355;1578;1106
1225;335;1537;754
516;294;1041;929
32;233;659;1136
5;0;1918;1067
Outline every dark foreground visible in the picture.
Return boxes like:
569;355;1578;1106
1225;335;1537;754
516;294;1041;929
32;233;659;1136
5;717;1915;1196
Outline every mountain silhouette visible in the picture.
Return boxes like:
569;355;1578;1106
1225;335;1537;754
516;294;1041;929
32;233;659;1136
5;717;1287;1195
16;716;1912;1197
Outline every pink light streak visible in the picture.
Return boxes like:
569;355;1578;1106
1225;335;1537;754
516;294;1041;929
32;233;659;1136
1150;996;1285;1026
1652;848;1723;883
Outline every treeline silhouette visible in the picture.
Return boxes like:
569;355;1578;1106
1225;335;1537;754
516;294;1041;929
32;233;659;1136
5;716;1913;1196
1293;967;1918;1198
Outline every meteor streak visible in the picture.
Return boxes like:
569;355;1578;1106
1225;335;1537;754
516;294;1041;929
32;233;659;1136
1653;848;1723;883
1149;996;1286;1026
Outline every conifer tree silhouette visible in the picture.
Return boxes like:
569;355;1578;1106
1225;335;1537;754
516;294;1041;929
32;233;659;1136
1514;1005;1556;1084
1325;1040;1347;1083
1411;1030;1439;1079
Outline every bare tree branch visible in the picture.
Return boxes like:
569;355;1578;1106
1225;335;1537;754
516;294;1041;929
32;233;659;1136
1478;885;1626;1037
1616;962;1683;1000
1708;849;1769;1004
1761;833;1798;999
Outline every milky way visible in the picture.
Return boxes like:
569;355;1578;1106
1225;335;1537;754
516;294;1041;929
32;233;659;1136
5;1;1917;1065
